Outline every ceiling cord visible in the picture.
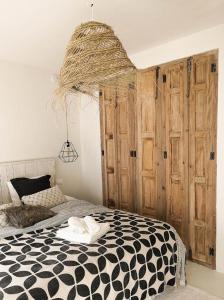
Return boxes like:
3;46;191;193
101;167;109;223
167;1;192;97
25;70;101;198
86;0;94;20
91;2;94;20
65;99;69;143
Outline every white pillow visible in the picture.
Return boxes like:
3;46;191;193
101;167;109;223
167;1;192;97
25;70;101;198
7;175;49;205
6;181;21;205
22;185;66;208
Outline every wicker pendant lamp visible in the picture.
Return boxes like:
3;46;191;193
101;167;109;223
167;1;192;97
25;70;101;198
56;2;136;99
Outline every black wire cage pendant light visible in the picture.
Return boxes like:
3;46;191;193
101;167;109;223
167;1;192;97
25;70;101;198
59;101;78;163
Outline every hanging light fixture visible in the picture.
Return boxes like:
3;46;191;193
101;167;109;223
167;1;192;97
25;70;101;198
55;1;136;99
58;100;78;163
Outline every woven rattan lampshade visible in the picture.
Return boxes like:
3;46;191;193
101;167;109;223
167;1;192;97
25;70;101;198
56;21;136;98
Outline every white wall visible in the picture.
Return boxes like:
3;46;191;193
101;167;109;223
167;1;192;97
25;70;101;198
79;95;103;205
0;60;82;198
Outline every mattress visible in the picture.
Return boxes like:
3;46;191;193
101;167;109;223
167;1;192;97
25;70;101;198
0;197;186;300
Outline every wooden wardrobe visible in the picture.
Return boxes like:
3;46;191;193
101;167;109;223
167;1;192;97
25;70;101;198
100;50;218;269
99;83;136;212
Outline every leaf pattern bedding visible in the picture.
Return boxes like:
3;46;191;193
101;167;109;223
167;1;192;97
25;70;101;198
0;209;186;300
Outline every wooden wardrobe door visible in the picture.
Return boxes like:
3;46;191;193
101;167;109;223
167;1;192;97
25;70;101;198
116;85;136;212
100;86;118;209
162;61;189;246
137;69;165;218
189;52;217;268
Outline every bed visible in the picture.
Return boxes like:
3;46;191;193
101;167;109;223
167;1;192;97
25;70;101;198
0;158;186;300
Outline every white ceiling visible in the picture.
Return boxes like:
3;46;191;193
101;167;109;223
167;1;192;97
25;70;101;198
0;0;224;72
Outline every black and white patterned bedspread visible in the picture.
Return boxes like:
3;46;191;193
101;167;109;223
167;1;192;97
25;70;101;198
0;210;185;300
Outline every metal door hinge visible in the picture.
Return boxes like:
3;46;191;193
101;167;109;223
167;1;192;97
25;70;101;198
129;82;135;90
130;150;137;158
156;67;160;79
163;151;167;159
211;63;217;73
209;247;215;256
162;74;166;83
187;57;192;73
155;67;160;99
187;57;192;98
101;150;104;156
210;152;215;160
99;90;103;96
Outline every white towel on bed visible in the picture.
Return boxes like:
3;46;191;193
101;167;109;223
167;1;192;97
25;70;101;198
68;217;88;234
83;216;101;234
57;216;110;244
67;216;101;234
56;222;110;244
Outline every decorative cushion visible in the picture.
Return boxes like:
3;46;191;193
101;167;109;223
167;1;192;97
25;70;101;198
0;203;20;228
0;203;15;210
3;205;56;228
22;185;66;208
10;175;51;199
0;212;8;228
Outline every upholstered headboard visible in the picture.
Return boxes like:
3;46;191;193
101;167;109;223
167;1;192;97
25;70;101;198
0;158;56;204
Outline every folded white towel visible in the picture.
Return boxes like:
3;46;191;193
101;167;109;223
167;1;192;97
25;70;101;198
68;217;88;234
84;216;101;234
56;222;110;244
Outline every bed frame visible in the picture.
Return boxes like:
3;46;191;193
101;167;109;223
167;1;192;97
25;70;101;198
0;158;56;204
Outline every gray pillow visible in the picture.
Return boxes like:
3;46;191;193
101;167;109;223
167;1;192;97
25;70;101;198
0;211;9;228
0;203;19;228
3;205;56;228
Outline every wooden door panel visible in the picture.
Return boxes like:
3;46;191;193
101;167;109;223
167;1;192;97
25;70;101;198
170;138;180;174
116;84;136;212
162;61;188;245
118;139;129;169
170;67;181;88
141;100;155;133
137;68;164;218
195;60;207;84
195;226;206;262
139;71;156;135
170;180;182;218
195;137;206;176
105;105;114;134
195;90;207;131
106;139;115;170
100;83;136;212
117;101;128;134
142;138;154;173
195;183;206;221
142;176;156;211
170;93;181;132
100;87;117;209
107;174;115;199
189;52;217;268
120;174;130;210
